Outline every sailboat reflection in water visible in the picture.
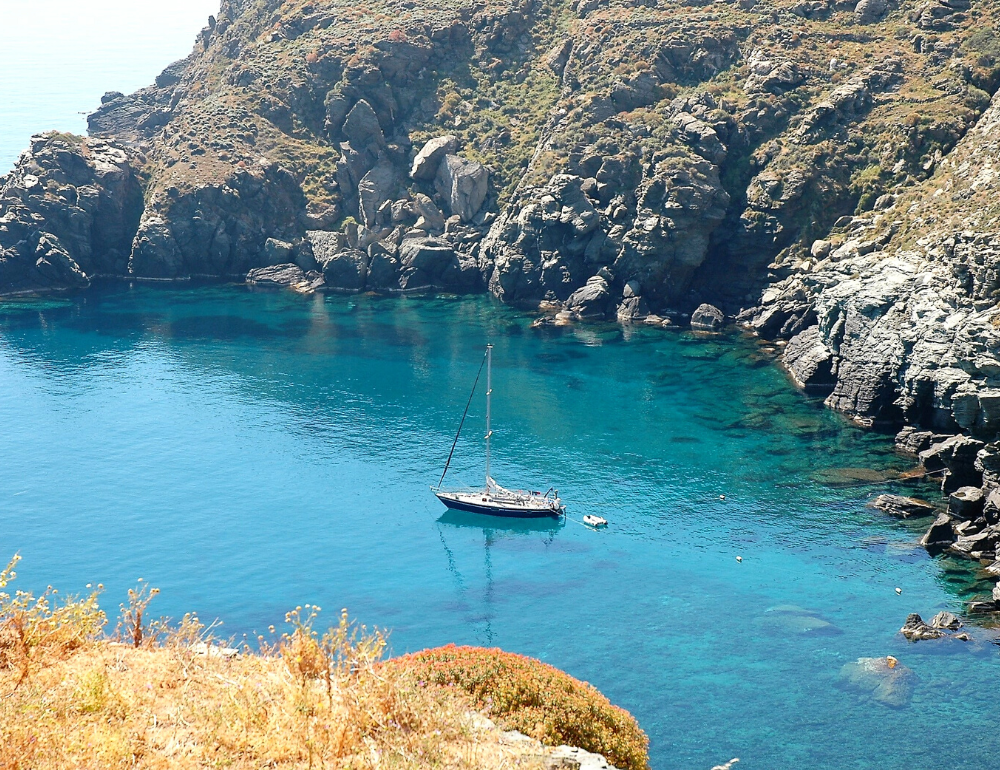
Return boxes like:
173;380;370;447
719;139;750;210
432;345;566;519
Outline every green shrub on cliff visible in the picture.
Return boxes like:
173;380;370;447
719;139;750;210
389;643;650;770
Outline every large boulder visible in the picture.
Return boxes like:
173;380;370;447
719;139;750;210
398;237;459;290
919;436;985;491
690;303;725;331
358;161;398;228
412;193;445;232
899;613;946;641
919;513;956;549
367;247;402;290
855;0;889;23
263;237;293;266
947;486;984;520
411;135;458;181
566;274;613;318
341;99;385;150
246;263;306;286
435;154;488;223
321;248;368;291
246;263;325;292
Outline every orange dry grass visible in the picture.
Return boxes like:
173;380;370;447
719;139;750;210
0;558;545;770
0;640;546;769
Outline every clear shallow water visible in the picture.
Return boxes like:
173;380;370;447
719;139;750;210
0;283;997;769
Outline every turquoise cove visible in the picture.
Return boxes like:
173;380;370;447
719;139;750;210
0;283;996;769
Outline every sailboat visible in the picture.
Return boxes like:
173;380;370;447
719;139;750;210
432;345;565;519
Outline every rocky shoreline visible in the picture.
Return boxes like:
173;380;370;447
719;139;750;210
5;0;1000;625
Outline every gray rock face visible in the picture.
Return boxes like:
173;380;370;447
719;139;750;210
132;159;306;279
342;100;385;150
321;248;368;291
483;173;611;306
412;193;445;232
744;49;804;94
947;486;984;520
894;427;951;456
0;134;143;292
566;275;612;318
435;154;488;223
920;436;985;491
358;161;399;229
783;326;835;390
920;513;956;548
263;238;293;265
398;237;478;292
690;303;724;331
410;135;458;181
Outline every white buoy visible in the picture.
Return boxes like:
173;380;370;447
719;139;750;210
895;587;902;595
736;556;743;563
720;494;726;500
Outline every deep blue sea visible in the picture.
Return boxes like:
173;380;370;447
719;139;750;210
0;283;997;769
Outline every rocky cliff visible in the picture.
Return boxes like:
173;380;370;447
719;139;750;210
5;0;1000;442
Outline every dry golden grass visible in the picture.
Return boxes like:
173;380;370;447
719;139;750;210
0;557;549;770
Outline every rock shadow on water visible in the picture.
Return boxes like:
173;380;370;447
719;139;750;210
165;314;301;341
754;605;844;637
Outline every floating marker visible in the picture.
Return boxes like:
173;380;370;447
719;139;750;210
736;556;743;563
720;494;726;500
895;587;902;595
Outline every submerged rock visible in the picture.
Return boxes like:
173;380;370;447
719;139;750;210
756;605;842;636
838;657;915;708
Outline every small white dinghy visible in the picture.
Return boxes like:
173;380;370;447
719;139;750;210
583;514;608;528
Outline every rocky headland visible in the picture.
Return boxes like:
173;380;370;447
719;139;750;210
5;0;1000;611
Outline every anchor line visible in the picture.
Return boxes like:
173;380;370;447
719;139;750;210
437;349;489;489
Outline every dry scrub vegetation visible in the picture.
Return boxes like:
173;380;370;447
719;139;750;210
0;556;648;770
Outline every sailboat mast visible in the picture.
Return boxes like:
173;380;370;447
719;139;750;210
485;344;492;490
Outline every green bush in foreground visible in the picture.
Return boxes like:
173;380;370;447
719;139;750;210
388;643;650;770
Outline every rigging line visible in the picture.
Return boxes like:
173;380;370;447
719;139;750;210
437;348;489;489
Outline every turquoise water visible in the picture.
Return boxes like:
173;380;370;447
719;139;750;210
0;283;997;769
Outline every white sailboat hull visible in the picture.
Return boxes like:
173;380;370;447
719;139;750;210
434;489;564;518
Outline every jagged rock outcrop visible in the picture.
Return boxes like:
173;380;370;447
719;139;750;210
0;134;143;291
